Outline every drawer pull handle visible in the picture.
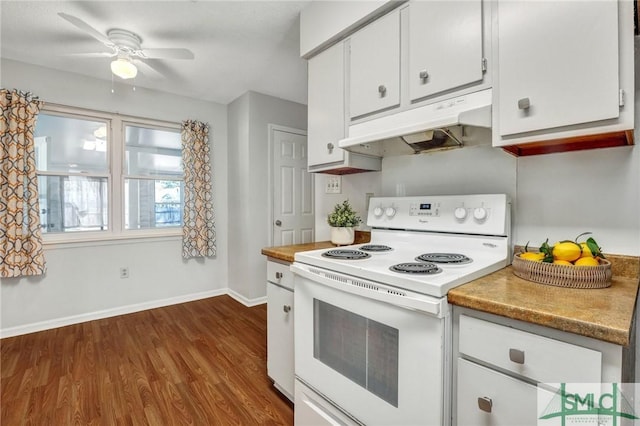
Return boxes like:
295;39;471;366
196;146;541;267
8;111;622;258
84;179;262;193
283;305;291;313
275;272;283;279
478;397;492;413
518;97;530;110
509;348;525;364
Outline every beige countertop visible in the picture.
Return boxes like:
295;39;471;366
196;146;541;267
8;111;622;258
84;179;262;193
448;255;640;346
261;231;371;263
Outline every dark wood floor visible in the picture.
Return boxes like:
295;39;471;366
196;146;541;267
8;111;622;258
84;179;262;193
1;295;294;425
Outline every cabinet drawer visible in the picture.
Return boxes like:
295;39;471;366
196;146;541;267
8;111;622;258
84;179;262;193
267;260;294;290
457;358;552;426
459;315;601;383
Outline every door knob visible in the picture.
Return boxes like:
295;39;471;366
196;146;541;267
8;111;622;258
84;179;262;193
378;85;387;97
419;70;429;83
283;305;291;313
275;220;282;226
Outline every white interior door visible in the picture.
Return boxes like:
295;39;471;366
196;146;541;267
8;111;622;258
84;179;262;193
271;128;314;246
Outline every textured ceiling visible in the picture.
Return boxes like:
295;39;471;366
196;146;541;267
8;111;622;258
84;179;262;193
1;0;310;105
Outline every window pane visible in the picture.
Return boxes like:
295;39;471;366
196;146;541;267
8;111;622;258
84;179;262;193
37;175;108;233
125;179;183;229
125;125;182;176
34;114;109;174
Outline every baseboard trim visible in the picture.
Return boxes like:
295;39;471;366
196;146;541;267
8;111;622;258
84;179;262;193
0;288;227;339
227;289;267;307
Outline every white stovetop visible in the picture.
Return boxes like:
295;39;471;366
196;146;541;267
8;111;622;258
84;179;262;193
294;229;510;298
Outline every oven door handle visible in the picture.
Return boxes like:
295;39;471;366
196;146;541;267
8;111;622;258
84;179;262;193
291;263;444;316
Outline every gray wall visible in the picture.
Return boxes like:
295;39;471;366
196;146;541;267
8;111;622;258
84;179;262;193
227;91;307;302
0;59;229;335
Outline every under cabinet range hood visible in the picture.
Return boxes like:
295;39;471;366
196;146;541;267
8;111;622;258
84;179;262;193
339;89;492;157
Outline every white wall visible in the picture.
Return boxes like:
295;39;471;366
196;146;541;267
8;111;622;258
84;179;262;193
0;59;229;336
342;120;640;257
228;91;307;302
314;172;382;241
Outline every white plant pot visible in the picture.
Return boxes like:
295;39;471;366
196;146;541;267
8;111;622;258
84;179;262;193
330;227;355;246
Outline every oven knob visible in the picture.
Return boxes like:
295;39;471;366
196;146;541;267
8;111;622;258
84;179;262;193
373;207;384;217
454;207;467;220
385;207;396;218
473;207;488;221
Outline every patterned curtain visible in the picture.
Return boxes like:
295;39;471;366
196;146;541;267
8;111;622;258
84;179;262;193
0;89;46;277
181;120;216;258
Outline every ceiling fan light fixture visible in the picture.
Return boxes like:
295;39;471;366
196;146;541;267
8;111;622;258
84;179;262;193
110;57;137;79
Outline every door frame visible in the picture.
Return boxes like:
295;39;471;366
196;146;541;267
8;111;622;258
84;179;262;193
267;124;310;247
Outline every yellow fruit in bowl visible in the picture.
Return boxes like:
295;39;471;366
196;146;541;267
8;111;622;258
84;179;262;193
574;256;599;267
553;260;573;266
579;243;594;258
552;241;582;262
520;252;545;262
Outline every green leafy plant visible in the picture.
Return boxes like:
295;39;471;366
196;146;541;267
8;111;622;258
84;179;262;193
327;200;362;228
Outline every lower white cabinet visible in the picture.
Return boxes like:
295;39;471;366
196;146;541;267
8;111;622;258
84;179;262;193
457;358;543;426
453;308;629;426
266;260;294;401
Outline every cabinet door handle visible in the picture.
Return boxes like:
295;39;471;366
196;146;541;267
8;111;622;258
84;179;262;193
275;272;283;279
509;348;525;364
378;85;387;97
419;70;429;83
283;305;291;313
327;142;334;154
518;97;530;110
477;397;493;413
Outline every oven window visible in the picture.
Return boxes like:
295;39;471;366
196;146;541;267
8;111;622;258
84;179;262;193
313;300;399;407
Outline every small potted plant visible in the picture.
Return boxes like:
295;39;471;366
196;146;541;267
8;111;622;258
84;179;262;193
327;200;362;245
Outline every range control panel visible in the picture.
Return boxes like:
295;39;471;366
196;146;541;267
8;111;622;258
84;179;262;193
367;194;510;236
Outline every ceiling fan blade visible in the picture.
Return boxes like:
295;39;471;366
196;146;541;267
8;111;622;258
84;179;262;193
58;12;112;45
140;48;194;60
134;60;164;79
64;52;117;58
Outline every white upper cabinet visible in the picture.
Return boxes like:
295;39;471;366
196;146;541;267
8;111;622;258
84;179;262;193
494;0;634;150
408;0;483;102
307;41;382;173
349;9;401;119
308;42;347;167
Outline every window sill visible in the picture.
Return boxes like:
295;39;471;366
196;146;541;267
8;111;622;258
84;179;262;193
43;230;182;250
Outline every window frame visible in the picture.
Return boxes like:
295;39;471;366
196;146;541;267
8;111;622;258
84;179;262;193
36;104;183;245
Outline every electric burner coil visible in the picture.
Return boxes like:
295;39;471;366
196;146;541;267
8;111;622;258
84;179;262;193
322;249;371;260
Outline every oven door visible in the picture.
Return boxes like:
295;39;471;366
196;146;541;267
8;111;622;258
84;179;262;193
292;262;450;426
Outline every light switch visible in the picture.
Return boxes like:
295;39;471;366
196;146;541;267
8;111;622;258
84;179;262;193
325;176;342;194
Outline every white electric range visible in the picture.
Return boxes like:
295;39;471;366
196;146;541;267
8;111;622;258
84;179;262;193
292;194;511;426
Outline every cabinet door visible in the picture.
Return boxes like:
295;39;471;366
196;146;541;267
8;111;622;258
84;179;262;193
349;8;401;118
308;42;346;167
267;282;294;400
497;0;619;136
409;0;483;102
457;358;550;426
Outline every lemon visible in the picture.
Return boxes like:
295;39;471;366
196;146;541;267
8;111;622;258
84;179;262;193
520;252;544;262
574;257;599;267
552;241;582;262
579;242;594;258
553;260;573;266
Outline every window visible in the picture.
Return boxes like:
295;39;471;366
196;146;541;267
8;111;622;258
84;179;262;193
33;105;182;241
124;124;183;230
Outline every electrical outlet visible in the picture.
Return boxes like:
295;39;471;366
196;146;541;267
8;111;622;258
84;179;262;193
325;176;342;194
119;267;129;279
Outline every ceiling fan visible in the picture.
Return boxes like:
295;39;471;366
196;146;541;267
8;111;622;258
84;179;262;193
58;12;195;80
